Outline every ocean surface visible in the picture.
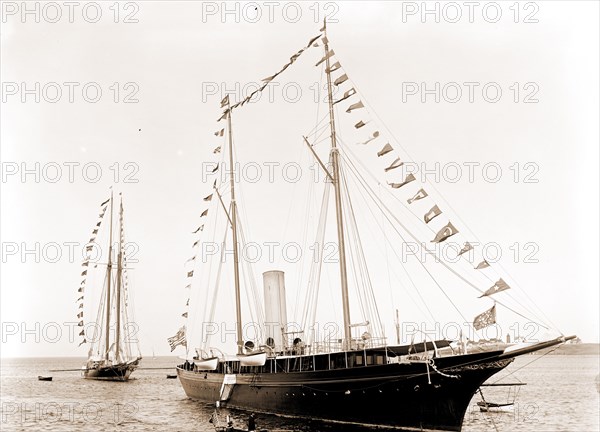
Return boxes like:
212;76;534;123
1;355;598;432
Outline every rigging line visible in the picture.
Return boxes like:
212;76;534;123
339;149;438;324
303;181;331;341
339;147;476;331
345;165;438;323
346;82;555;331
490;344;561;385
338;145;550;331
340;163;383;337
203;224;229;350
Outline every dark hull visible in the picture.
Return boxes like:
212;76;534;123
83;361;139;381
178;351;512;431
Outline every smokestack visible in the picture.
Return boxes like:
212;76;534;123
263;270;287;350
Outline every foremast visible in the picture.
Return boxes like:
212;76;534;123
323;20;352;347
225;98;244;355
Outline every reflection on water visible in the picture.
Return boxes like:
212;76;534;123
1;355;598;431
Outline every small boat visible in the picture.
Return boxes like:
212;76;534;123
477;401;514;413
478;383;524;413
166;374;177;379
38;376;52;381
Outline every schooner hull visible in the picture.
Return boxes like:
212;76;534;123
177;351;513;431
83;361;139;382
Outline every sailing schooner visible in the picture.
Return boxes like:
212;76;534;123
172;22;574;431
77;191;142;381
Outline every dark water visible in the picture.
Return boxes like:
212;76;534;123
1;355;598;431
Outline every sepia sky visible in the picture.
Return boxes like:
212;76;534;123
1;1;598;358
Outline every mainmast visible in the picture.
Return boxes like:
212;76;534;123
105;189;114;360
323;20;352;347
115;194;123;363
226;100;244;355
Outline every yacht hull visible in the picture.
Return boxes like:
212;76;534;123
178;351;512;431
83;360;140;382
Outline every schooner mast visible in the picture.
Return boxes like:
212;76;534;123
105;190;114;360
225;98;244;355
115;195;124;363
323;20;352;347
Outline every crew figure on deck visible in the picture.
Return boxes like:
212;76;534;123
248;413;256;431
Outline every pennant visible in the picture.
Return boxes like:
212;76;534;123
192;241;199;248
457;242;473;257
217;110;229;122
81;270;87;276
76;296;83;302
326;61;341;73
215;128;224;137
377;143;393;157
384;157;403;172
181;312;188;318
78;339;87;347
315;49;335;67
81;261;89;267
333;87;356;105
78;320;84;326
79;330;85;336
321;36;329;45
100;198;110;207
346;100;364;113
77;312;83;319
192;225;204;234
355;121;366;129
308;34;321;47
479;279;510;298
78;303;84;309
168;326;187;351
473;305;496;330
475;260;490;270
78;287;84;293
185;256;196;263
92;229;98;235
213;146;221;154
289;49;304;63
211;164;219;174
200;209;209;218
186;298;190;306
334;74;348;86
360;131;380;145
187;271;194;277
431;222;459;243
220;95;229;108
407;188;428;204
96;221;101;227
185;284;192;289
424;205;442;224
388;173;416;189
203;194;213;202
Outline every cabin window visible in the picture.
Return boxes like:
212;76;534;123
366;355;374;365
376;355;384;365
355;355;363;366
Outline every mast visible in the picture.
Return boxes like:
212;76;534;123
226;99;244;355
105;189;114;360
115;194;123;363
323;20;352;347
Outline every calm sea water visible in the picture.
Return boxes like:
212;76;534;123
1;355;598;432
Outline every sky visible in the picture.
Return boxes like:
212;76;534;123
1;1;599;358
